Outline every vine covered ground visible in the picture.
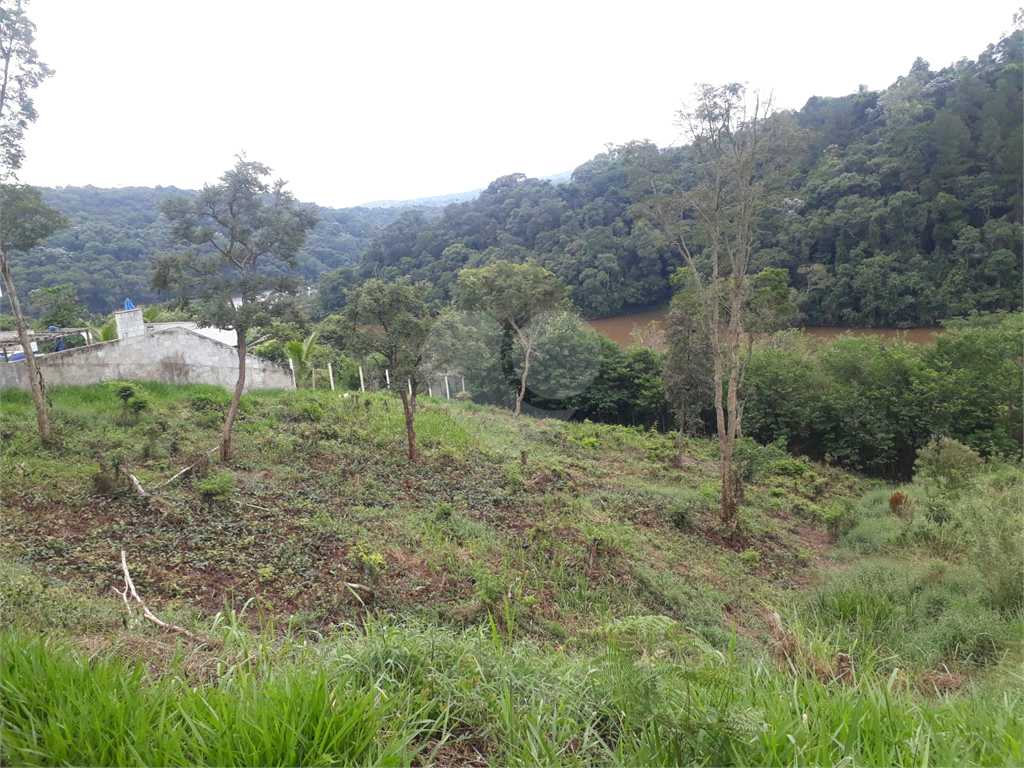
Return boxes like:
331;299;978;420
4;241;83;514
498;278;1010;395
1;384;1020;766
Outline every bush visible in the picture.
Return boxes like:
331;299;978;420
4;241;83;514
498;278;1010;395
189;390;231;414
667;490;711;530
110;381;150;425
295;402;324;423
193;471;235;502
839;516;903;555
914;437;983;495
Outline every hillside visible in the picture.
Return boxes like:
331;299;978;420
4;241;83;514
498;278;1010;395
1;383;1021;765
336;30;1022;326
8;186;415;314
7;32;1019;327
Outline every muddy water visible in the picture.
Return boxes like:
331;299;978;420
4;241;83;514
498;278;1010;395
587;311;944;349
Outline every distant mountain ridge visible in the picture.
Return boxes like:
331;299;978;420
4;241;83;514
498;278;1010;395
358;170;573;209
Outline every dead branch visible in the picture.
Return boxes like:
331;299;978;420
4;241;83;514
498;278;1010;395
160;445;220;488
236;500;272;512
119;549;202;641
120;467;148;496
344;581;374;592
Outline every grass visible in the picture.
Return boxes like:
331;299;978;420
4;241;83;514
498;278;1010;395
1;383;1021;766
2;620;1021;767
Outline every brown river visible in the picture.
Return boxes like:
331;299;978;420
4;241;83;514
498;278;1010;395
586;311;944;349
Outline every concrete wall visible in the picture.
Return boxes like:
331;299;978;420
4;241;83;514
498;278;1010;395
0;327;294;392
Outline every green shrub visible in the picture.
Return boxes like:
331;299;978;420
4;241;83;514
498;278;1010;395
350;543;388;582
914;437;983;495
189;390;231;413
839;516;903;554
193;471;236;502
734;438;791;482
667;490;710;530
110;381;150;425
295;402;324;423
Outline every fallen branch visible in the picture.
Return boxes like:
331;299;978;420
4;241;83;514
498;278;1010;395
344;581;374;593
160;445;220;488
118;549;201;641
236;500;272;512
120;467;148;496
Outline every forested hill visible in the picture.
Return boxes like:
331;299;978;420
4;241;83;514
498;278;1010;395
12;186;419;314
328;30;1022;326
10;31;1021;324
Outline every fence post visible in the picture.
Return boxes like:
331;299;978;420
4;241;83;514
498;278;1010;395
444;375;450;399
328;362;335;391
289;358;296;388
359;366;365;392
385;369;391;388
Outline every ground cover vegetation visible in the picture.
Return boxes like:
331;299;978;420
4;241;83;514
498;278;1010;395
1;381;1021;766
2;29;1019;325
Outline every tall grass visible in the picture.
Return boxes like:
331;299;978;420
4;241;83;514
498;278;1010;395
3;623;1021;767
0;633;420;767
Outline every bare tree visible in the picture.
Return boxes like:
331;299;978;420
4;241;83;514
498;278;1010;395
644;84;803;528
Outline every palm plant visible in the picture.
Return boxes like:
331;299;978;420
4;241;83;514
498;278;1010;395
90;322;118;342
286;331;319;388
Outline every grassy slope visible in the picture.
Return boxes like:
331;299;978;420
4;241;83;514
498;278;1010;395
1;383;1021;766
0;382;865;646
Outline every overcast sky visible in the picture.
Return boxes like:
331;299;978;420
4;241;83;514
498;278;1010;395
19;0;1017;208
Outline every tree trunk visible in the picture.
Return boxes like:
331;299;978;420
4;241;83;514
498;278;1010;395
676;402;688;466
0;249;55;446
721;281;746;528
399;388;417;461
515;347;531;417
220;328;247;462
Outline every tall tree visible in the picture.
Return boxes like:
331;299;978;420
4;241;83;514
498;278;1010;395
0;0;52;178
644;84;803;528
0;1;58;445
345;277;434;461
454;260;568;416
153;156;319;461
0;184;67;446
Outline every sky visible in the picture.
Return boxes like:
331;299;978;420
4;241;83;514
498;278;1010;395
18;0;1019;209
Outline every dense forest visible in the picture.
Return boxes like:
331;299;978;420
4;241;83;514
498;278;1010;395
5;30;1021;326
327;30;1022;326
8;186;423;313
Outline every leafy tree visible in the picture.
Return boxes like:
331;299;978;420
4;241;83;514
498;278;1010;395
152;156;319;461
31;283;81;328
0;0;52;178
662;272;714;459
425;308;508;406
0;1;59;446
915;312;1023;457
344;277;434;461
510;310;602;409
644;84;804;528
454;260;569;416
